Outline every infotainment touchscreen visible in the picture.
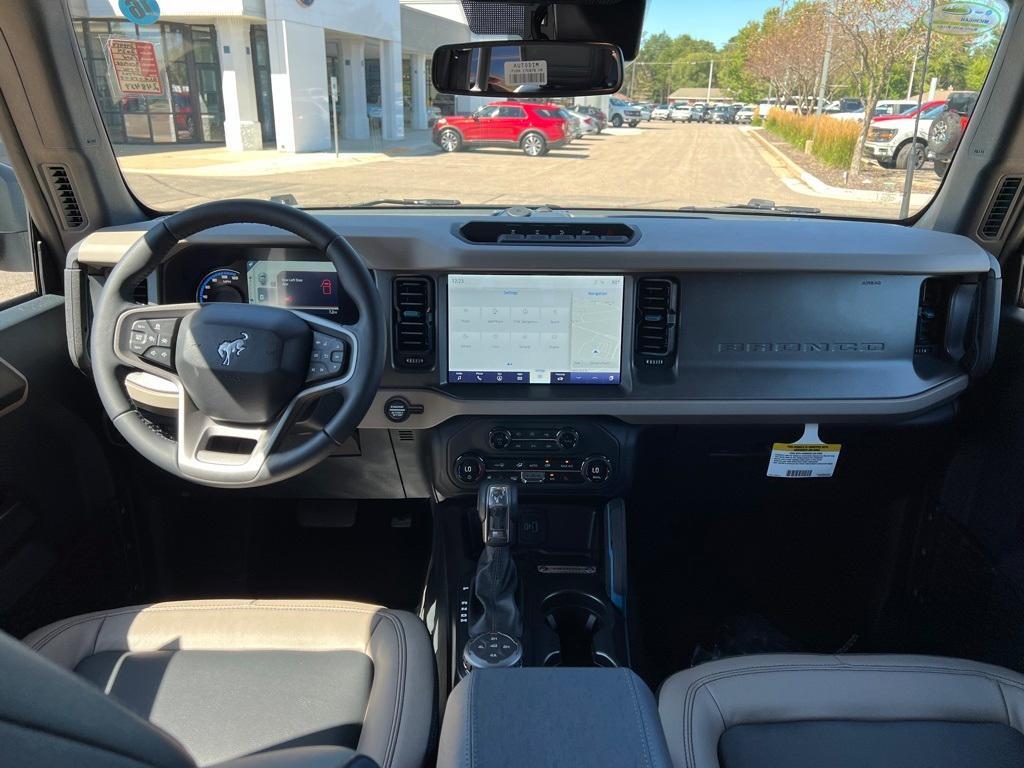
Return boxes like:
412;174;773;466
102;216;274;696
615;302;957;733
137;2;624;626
447;274;624;384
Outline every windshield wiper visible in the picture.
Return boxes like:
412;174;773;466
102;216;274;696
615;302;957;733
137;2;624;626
347;198;462;208
679;198;821;215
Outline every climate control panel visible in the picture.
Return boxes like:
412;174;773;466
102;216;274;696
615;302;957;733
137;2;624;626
439;419;629;496
454;453;611;486
487;426;579;452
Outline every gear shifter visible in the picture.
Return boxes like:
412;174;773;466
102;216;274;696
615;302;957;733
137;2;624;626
463;482;523;672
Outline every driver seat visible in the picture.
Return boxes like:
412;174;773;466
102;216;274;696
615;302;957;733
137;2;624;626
12;599;436;768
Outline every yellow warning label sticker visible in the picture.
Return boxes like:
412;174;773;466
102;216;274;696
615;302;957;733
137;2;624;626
767;425;841;478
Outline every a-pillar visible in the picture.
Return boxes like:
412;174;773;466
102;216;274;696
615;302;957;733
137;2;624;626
266;19;330;152
380;40;405;140
409;53;428;131
216;19;262;151
340;37;370;140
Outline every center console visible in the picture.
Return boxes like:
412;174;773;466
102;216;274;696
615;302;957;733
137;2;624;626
437;667;672;768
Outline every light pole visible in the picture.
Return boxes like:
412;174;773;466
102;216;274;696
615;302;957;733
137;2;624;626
813;14;835;142
900;0;936;219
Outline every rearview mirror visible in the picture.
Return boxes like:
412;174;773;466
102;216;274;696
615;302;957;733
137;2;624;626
431;41;623;98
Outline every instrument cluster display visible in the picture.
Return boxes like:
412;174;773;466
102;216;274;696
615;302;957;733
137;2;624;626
168;247;350;320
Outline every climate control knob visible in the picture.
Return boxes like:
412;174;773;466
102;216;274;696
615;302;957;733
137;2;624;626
454;454;484;484
582;455;612;483
556;428;579;450
488;428;513;450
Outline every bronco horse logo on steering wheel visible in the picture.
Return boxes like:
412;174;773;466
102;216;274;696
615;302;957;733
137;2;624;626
217;332;249;366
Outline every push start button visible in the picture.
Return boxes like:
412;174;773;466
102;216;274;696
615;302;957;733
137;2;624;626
384;396;424;423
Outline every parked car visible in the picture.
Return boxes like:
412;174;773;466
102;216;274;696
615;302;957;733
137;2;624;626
559;108;583;141
652;104;671;120
832;99;914;122
636;103;653;122
431;101;569;156
736;104;757;123
825;97;865;116
709;104;735;124
688;103;710;122
573;104;607;132
607;97;642;127
928;91;979;177
864;103;947;170
669;103;692;122
568;108;599;135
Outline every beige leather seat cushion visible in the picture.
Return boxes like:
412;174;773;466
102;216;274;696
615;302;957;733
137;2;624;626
23;600;435;768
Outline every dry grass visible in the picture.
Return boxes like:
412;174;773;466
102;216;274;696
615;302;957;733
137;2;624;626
764;108;861;169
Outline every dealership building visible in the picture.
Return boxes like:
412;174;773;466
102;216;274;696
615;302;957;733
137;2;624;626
68;0;473;151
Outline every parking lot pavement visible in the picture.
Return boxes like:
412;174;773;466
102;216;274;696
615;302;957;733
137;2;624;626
122;122;918;218
0;270;35;300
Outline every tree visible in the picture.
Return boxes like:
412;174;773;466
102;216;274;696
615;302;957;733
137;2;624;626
829;0;930;176
965;38;999;91
632;32;719;102
745;2;854;111
718;22;768;102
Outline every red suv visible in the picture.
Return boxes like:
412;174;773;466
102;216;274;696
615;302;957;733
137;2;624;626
432;101;569;157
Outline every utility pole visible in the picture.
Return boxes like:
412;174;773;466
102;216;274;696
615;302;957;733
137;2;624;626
906;50;918;101
813;15;834;140
900;0;936;219
706;59;714;104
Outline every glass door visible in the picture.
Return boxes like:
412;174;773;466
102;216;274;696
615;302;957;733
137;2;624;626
250;25;276;144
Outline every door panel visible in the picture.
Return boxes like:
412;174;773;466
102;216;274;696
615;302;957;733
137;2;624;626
0;295;134;637
496;106;526;142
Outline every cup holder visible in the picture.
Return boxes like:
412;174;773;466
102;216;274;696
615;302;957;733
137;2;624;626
541;591;617;668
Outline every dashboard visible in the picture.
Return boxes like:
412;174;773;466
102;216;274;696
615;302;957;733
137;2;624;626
67;210;1001;496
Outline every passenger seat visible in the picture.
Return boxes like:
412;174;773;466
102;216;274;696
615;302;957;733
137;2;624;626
658;654;1024;768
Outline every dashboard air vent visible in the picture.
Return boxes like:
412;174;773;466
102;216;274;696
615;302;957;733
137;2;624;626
980;176;1022;240
634;277;679;373
459;221;636;245
393;276;435;370
43;164;87;231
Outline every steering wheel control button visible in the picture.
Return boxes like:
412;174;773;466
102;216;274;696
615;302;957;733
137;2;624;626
307;332;347;382
583;456;612;483
142;345;174;369
454;454;484;484
130;318;179;367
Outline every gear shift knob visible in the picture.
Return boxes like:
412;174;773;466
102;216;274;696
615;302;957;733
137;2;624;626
478;482;517;547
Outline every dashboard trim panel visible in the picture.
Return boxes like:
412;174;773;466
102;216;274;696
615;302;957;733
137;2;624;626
358;377;969;429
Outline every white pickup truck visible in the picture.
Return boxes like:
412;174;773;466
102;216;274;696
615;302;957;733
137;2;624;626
607;98;643;128
864;103;948;169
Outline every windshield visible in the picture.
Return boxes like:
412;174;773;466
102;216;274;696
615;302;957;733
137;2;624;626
73;0;1007;219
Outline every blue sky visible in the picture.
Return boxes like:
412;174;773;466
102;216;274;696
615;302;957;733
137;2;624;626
643;0;779;48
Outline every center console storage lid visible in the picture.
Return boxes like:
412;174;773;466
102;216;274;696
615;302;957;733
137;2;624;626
437;668;671;768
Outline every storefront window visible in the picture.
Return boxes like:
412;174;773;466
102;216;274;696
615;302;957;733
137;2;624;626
72;19;225;145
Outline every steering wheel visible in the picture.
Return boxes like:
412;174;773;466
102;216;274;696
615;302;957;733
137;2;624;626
90;200;385;488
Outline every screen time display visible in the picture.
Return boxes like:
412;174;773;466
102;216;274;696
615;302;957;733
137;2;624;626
246;260;339;316
447;274;624;384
